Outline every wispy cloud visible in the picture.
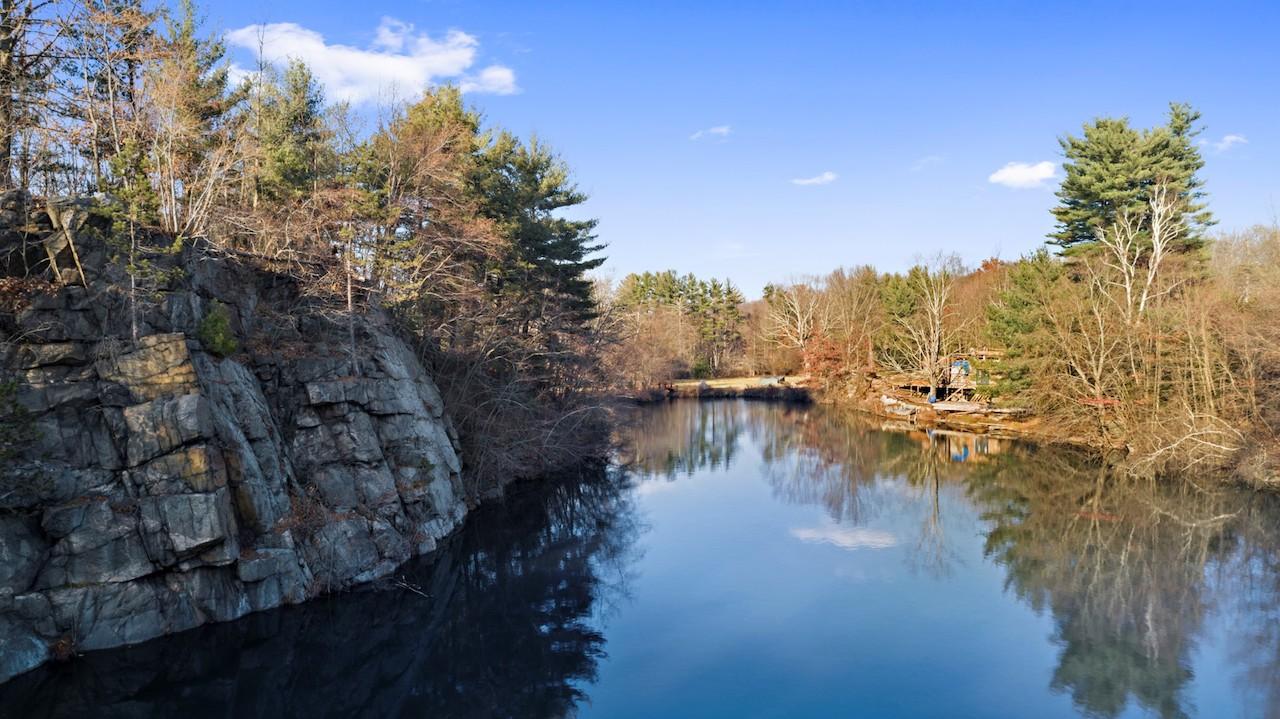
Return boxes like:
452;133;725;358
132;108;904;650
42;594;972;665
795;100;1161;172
791;170;838;186
988;160;1056;189
690;125;732;141
791;524;897;550
225;17;518;104
1200;134;1248;154
911;154;944;172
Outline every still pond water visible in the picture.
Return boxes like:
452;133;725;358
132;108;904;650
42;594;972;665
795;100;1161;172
4;400;1280;718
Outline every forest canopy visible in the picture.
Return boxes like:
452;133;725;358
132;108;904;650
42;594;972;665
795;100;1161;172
0;0;609;490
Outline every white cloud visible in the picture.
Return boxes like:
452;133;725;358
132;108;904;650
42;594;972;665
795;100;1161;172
226;63;252;88
690;125;732;141
911;154;944;172
460;65;518;95
791;524;897;550
225;17;518;104
372;17;413;52
1200;134;1248;153
791;170;838;186
988;160;1056;189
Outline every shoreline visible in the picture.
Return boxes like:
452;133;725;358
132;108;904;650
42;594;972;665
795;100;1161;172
621;377;814;404
621;375;1101;451
838;377;1104;451
619;376;1274;489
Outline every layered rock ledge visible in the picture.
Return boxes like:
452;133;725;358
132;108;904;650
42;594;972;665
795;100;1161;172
0;203;471;682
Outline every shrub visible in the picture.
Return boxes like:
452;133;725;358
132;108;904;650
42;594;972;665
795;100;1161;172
690;358;713;379
197;301;238;357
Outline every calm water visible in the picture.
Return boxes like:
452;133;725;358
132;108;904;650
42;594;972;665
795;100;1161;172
4;400;1280;718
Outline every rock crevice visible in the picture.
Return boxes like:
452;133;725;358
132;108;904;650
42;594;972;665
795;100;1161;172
0;219;471;683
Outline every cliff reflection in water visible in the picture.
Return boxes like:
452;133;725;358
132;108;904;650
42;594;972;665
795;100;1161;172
621;400;1280;719
0;466;641;719
7;400;1280;718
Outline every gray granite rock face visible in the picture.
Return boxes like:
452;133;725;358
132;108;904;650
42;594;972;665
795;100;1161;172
0;225;470;683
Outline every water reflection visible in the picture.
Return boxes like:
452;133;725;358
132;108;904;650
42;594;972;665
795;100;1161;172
5;401;1279;718
969;451;1280;719
623;400;1280;718
617;400;746;479
0;465;640;719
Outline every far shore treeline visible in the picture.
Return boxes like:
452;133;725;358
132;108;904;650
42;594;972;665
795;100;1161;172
600;105;1280;485
1;0;1277;487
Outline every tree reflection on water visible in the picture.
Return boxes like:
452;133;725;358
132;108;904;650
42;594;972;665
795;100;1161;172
615;399;746;480
6;400;1279;719
0;464;642;719
623;399;1280;719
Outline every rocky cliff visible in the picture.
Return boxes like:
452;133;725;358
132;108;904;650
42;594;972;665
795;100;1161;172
0;194;470;682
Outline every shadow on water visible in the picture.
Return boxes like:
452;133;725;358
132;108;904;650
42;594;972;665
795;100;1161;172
0;464;642;719
6;400;1280;718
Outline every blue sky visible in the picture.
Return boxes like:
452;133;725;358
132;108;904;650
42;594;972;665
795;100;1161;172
204;0;1279;297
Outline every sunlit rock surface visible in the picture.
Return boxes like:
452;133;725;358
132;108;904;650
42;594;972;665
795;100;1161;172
0;210;468;682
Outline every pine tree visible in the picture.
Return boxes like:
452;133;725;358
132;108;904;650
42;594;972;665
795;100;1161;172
986;249;1065;399
879;272;917;321
474;132;604;333
1050;103;1213;255
258;59;326;201
356;87;489;309
615;270;744;376
702;278;744;374
158;0;239;157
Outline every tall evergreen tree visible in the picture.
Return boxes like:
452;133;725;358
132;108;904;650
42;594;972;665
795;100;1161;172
156;0;241;172
258;59;326;201
1050;103;1213;255
986;249;1066;399
474;132;604;332
701;278;744;373
614;270;744;377
355;87;490;310
73;0;157;193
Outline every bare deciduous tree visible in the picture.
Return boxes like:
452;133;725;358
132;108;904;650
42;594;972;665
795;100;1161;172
1;0;62;190
1094;182;1186;325
890;256;961;401
818;266;883;371
764;280;820;354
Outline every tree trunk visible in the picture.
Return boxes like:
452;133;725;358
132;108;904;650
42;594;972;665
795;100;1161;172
129;227;139;344
0;0;19;190
345;243;360;378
